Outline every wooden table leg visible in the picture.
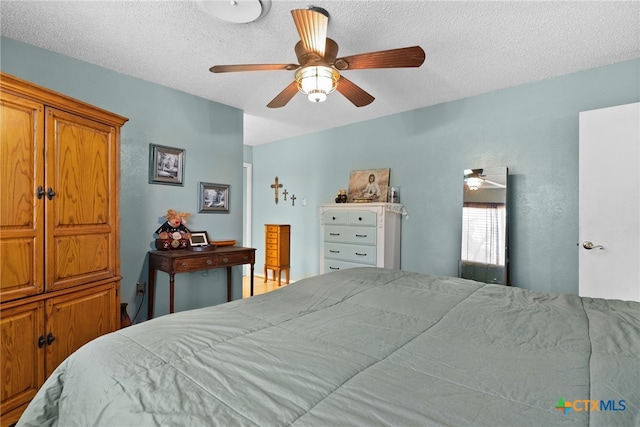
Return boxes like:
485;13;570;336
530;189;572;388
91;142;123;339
148;267;156;320
169;273;175;314
250;263;255;296
226;266;232;302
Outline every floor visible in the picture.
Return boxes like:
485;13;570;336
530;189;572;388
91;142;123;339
242;275;288;298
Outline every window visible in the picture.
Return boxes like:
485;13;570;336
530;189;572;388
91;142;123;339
461;203;506;266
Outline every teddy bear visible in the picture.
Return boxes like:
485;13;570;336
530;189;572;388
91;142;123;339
155;210;192;249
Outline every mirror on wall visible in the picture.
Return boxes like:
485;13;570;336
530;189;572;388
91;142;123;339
460;166;509;285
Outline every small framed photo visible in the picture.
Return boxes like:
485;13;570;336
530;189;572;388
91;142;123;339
149;144;185;186
199;182;229;213
189;231;210;247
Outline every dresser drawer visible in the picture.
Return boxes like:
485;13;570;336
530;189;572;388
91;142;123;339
348;211;376;226
174;256;216;272
266;233;278;241
265;225;280;232
324;242;376;265
323;258;371;273
265;256;280;267
323;210;349;225
218;251;254;265
324;225;376;245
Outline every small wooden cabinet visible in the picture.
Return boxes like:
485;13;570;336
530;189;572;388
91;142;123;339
264;224;290;286
0;72;127;425
319;203;402;273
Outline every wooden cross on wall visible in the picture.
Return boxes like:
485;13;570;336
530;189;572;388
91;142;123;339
270;176;283;204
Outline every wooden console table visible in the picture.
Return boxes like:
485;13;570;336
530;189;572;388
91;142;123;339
147;246;256;319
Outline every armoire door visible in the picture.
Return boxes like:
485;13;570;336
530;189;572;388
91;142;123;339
0;300;45;421
44;107;120;292
0;91;45;302
44;282;118;376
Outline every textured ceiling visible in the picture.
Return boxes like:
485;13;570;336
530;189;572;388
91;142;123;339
1;1;639;146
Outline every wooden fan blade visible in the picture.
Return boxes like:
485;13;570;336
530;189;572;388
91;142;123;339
334;46;425;70
267;81;299;108
291;8;328;59
210;64;299;73
336;76;374;107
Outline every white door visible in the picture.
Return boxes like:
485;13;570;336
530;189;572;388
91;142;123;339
579;102;640;301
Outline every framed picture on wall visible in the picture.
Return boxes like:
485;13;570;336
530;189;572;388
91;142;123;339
149;144;185;186
199;182;229;213
347;168;390;202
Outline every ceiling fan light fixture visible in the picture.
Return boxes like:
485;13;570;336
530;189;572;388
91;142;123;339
465;177;484;190
295;65;339;103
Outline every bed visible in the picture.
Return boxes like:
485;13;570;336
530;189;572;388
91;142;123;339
17;267;639;426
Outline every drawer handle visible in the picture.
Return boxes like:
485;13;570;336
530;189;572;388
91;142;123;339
222;257;229;263
358;217;363;221
243;256;248;260
355;234;368;238
332;216;336;220
355;252;367;256
47;332;55;345
329;266;340;270
206;259;213;265
329;233;340;236
329;250;340;253
181;262;188;267
38;335;46;348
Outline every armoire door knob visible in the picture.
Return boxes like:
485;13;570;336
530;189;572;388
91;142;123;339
47;187;56;200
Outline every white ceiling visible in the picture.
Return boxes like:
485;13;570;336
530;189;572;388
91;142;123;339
1;1;638;146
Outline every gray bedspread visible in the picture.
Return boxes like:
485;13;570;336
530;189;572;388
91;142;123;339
17;268;640;426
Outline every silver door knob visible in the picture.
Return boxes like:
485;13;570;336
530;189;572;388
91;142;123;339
583;241;605;250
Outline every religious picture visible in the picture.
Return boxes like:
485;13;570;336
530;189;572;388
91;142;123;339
347;168;390;203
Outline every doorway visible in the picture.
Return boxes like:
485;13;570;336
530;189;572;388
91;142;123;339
243;162;252;276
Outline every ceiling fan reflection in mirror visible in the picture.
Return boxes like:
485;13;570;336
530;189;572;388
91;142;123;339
209;6;426;108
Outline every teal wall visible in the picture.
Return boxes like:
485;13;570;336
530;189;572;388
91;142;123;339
1;37;244;322
248;59;640;295
4;34;638;306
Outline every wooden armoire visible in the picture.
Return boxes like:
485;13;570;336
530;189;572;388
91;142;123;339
0;72;128;425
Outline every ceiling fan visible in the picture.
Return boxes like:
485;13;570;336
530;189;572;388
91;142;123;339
209;6;426;108
464;169;507;190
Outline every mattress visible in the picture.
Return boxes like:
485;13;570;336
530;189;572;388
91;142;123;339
17;267;640;426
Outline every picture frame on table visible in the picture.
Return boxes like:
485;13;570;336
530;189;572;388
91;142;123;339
189;231;210;247
149;144;185;186
199;182;230;213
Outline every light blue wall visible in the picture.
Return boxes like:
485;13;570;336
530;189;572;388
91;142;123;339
4;34;637;304
1;37;244;322
248;59;640;295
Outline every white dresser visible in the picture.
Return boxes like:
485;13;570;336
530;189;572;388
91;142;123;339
319;203;403;273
